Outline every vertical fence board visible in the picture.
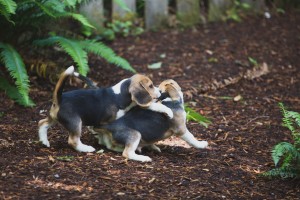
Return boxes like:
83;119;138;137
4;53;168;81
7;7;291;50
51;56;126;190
79;0;104;33
113;0;136;20
145;0;168;30
177;0;200;26
241;0;266;13
208;0;234;21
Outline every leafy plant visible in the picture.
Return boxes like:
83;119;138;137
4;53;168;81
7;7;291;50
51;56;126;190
0;0;135;106
185;105;212;128
248;57;258;67
226;0;251;22
56;155;74;162
106;19;144;39
263;103;300;179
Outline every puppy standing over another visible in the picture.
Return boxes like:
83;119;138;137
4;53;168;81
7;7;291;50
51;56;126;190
38;66;173;152
94;79;208;162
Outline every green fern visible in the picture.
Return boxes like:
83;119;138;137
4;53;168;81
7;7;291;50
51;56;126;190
0;0;135;106
0;0;17;14
263;103;300;179
0;75;34;106
35;37;136;75
80;40;136;73
35;36;89;75
185;105;211;128
0;43;34;106
0;0;17;22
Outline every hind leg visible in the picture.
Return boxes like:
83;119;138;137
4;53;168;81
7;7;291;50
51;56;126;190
66;119;95;152
122;131;152;162
38;117;56;147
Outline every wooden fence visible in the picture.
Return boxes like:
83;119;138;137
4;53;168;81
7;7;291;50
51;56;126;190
80;0;268;32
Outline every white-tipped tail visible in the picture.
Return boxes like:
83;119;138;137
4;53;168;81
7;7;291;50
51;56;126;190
65;65;75;75
74;72;80;77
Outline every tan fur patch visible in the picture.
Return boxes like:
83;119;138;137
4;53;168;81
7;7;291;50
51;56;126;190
129;74;157;107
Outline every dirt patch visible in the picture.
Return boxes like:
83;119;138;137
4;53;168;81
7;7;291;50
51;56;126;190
1;12;300;199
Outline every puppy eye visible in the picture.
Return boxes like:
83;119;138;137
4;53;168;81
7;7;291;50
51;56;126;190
149;84;154;88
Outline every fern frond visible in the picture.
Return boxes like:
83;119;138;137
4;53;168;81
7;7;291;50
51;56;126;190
279;103;295;133
36;0;65;17
35;36;89;75
287;111;300;128
63;12;95;29
185;105;212;128
272;142;298;166
0;43;34;106
0;76;34;106
0;0;17;22
263;167;300;179
80;39;136;73
0;0;17;14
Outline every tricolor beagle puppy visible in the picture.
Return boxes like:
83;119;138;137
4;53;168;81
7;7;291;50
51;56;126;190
38;66;173;152
93;79;208;162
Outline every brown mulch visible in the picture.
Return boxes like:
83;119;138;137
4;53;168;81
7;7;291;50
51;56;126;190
1;12;300;199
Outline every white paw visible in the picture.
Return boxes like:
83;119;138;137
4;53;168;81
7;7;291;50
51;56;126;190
138;155;152;162
165;108;173;119
195;141;208;149
75;144;96;152
129;154;152;162
41;139;50;147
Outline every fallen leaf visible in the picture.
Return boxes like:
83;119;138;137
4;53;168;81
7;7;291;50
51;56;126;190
148;62;162;69
148;178;156;184
234;95;242;102
48;155;55;163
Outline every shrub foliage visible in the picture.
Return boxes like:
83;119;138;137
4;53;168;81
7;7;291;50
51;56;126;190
264;103;300;179
0;0;135;106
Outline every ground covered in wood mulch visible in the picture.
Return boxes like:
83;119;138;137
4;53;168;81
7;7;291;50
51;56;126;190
1;11;300;199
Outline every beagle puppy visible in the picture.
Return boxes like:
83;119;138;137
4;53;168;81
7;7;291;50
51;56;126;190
38;66;173;152
93;79;208;162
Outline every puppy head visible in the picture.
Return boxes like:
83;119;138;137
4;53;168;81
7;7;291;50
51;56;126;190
159;79;182;101
129;74;160;107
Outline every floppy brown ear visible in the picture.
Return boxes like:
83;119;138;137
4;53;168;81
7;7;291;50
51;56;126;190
130;81;152;107
166;84;181;101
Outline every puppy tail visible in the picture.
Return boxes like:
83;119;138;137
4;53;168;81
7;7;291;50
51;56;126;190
52;65;75;106
73;72;98;89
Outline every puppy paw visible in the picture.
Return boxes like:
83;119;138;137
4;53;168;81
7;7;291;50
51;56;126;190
129;154;152;162
75;144;96;152
40;140;50;147
195;141;208;149
138;155;152;162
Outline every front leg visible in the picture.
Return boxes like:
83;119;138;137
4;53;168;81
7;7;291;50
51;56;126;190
180;129;208;149
147;102;173;119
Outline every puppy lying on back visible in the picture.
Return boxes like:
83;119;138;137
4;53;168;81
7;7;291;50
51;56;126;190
38;66;173;152
93;79;208;162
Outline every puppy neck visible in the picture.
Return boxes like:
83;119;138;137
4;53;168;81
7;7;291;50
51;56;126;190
112;79;132;109
112;79;128;94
